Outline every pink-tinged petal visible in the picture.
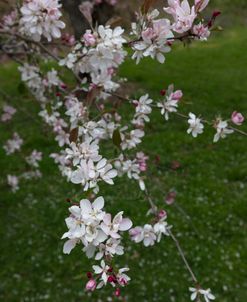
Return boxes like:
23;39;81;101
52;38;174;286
80;199;92;213
92;196;104;210
119;218;133;231
113;211;123;225
63;239;77;254
110;231;121;239
103;213;111;225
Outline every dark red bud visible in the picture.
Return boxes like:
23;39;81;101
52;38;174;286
108;275;116;283
56;92;61;97
86;272;93;279
213;10;221;18
160;89;166;96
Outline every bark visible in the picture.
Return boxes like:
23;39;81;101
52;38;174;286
61;0;115;39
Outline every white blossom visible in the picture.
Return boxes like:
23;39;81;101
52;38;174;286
213;119;234;142
187;112;204;137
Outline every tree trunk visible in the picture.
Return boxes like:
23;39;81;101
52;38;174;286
61;0;115;39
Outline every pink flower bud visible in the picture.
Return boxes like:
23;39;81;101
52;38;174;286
60;83;67;90
171;90;183;101
231;111;244;126
83;32;96;47
158;209;167;219
165;191;176;205
85;279;96;291
115;288;121;297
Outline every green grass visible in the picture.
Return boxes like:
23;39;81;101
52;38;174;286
0;27;247;302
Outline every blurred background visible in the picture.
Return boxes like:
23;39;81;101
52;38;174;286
0;1;247;302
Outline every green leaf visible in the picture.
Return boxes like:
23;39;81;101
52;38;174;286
17;82;27;95
112;129;122;148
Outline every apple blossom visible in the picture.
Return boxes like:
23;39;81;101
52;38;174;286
3;132;23;155
25;150;42;168
189;287;215;302
187;112;204;137
7;175;19;192
213;119;234;142
193;22;211;41
1;105;16;122
164;0;197;33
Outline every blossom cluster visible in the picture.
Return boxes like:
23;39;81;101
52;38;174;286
19;0;65;42
60;24;127;94
62;196;132;257
86;260;130;296
62;196;132;291
130;210;170;246
131;1;212;64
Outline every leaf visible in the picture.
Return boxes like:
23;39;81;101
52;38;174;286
69;127;78;143
141;0;156;14
112;129;122;148
45;103;52;115
18;82;27;95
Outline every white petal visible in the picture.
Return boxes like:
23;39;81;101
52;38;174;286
63;239;77;254
119;218;133;231
92;196;104;210
80;199;92;213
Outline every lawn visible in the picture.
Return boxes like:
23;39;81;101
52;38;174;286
0;26;247;302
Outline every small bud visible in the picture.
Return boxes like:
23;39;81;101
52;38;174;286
158;209;167;219
86;272;93;279
85;279;96;291
108;267;113;273
212;10;221;18
165;191;176;205
107;275;116;283
60;83;67;89
231;111;244;126
115;288;121;297
56;92;61;97
160;89;166;96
